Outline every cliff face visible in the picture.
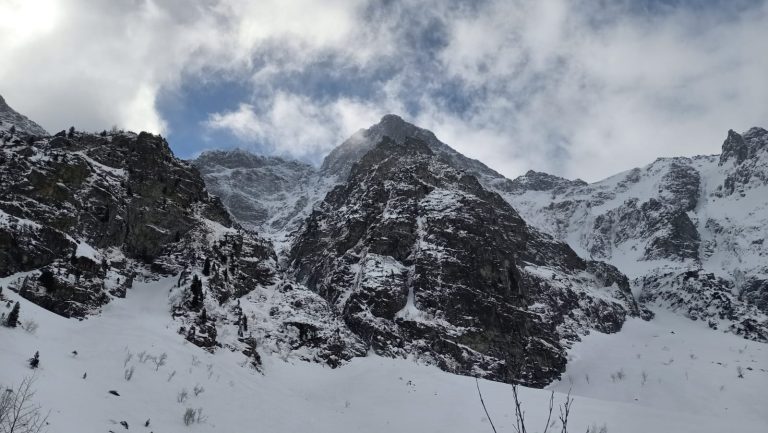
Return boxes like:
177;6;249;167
0;119;363;367
289;137;643;386
0;128;257;314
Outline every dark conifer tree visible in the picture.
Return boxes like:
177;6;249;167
29;351;40;369
200;307;207;324
5;301;20;327
38;269;56;292
202;257;211;276
190;275;203;309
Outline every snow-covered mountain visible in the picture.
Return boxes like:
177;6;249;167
1;101;646;386
194;114;527;255
290;136;646;386
198;115;767;346
0;117;363;368
2;101;767;432
503;128;768;342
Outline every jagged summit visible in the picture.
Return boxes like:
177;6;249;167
509;170;587;193
321;114;512;190
720;127;768;165
0;93;48;136
195;148;310;170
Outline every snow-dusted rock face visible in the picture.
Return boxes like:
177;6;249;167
0;117;364;367
0;127;273;317
192;149;336;256
0;94;48;136
289;136;645;387
503;128;768;342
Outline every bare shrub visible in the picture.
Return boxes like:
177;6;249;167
137;351;149;363
177;389;189;404
640;371;648;386
610;369;625;383
167;370;177;382
182;408;205;426
153;353;167;371
123;352;133;368
183;408;195;426
737;366;744;378
124;366;135;381
0;376;50;433
475;378;574;433
193;384;204;397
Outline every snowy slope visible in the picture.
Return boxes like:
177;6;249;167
0;94;47;136
2;278;766;433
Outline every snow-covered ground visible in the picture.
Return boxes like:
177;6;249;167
2;276;766;433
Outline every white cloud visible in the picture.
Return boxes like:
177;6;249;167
205;92;387;161
1;0;767;181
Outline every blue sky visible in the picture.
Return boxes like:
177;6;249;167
1;0;767;181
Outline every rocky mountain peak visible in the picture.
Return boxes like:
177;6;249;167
0;93;48;136
719;127;768;166
290;135;645;386
320;114;439;176
321;114;518;198
195;148;311;171
509;170;587;193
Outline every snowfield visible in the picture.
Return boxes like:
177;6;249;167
2;275;766;433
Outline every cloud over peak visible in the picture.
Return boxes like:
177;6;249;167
1;0;766;181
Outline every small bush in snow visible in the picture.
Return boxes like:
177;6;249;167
183;407;205;426
193;384;204;397
167;370;177;382
737;366;744;378
640;371;648;386
610;369;626;382
183;408;195;426
154;353;168;371
28;351;40;369
21;319;39;334
123;352;133;368
137;351;149;363
124;366;135;381
177;389;189;403
475;378;573;433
